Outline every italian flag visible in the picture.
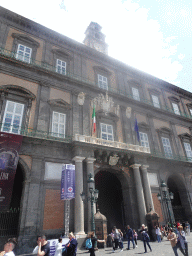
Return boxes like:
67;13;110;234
92;104;96;133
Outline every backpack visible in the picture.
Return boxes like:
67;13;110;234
143;231;150;242
85;238;92;249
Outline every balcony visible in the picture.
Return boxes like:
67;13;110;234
73;134;150;154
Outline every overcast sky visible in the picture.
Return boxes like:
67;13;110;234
1;0;192;92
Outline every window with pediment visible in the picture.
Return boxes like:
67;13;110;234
52;49;72;76
148;88;161;109
186;103;192;117
12;33;40;64
93;66;111;91
48;99;71;138
0;85;36;134
168;96;181;115
156;127;174;159
179;133;192;162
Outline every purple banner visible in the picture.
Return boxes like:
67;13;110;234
61;164;75;200
0;132;23;211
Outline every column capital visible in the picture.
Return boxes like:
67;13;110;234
130;164;141;169
85;157;96;164
141;165;149;171
72;156;85;163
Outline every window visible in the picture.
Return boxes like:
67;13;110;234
98;75;108;90
16;44;32;63
132;87;140;101
184;142;192;161
139;132;150;148
172;102;180;115
1;100;24;134
52;111;66;138
152;95;160;108
161;137;173;158
56;59;66;75
189;109;192;116
100;123;113;141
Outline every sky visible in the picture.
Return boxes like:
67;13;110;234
0;0;192;92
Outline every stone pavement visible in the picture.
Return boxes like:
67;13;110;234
77;234;192;256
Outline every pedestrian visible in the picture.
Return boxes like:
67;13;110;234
33;236;41;254
112;227;120;252
167;228;179;256
140;224;152;254
64;232;77;256
37;235;50;256
86;232;105;256
0;239;16;256
155;226;161;243
177;226;188;256
133;229;138;248
54;238;62;256
185;221;190;236
126;225;135;250
118;229;124;252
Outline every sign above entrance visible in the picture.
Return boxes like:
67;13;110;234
0;132;23;211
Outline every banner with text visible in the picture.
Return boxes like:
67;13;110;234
0;132;23;211
61;164;75;200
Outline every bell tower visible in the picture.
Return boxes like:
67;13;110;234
83;22;108;54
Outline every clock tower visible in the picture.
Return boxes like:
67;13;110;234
83;22;108;54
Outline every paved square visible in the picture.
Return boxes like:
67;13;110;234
77;234;192;256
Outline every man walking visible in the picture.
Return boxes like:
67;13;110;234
126;225;135;250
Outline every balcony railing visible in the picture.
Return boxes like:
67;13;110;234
0;47;192;120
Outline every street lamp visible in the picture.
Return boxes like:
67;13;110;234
157;180;174;226
80;173;99;233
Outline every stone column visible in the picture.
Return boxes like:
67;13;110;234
86;157;96;232
141;165;154;212
73;156;85;235
131;164;146;225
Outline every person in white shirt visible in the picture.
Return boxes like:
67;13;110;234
54;238;62;256
155;226;161;243
0;240;16;256
33;236;42;254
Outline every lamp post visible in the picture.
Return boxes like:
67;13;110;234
80;173;99;233
157;180;174;227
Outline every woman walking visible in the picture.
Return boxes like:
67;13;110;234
155;226;161;243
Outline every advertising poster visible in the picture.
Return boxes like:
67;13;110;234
60;164;75;200
0;132;23;211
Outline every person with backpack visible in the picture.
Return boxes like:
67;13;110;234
140;224;152;253
86;232;105;256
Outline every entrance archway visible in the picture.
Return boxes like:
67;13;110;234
167;175;189;222
95;170;124;233
0;162;25;237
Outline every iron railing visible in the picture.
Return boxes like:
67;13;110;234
0;208;20;237
0;47;192;120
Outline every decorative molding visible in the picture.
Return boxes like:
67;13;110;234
77;92;86;106
12;33;40;47
186;103;192;108
126;107;132;119
178;133;192;141
93;66;112;76
156;127;172;135
148;88;161;95
138;122;150;130
51;48;72;60
47;99;71;109
168;96;180;103
0;85;36;100
109;154;119;166
96;110;119;122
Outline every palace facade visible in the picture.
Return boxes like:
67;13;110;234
0;6;192;253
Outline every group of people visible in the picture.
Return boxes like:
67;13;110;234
32;233;77;256
109;224;152;254
167;224;189;256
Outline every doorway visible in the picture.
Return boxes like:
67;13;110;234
95;170;124;233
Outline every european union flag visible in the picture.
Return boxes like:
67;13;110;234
134;118;140;142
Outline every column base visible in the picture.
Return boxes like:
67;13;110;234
75;232;87;249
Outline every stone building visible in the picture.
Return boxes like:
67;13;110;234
0;6;192;252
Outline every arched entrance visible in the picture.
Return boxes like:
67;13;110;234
167;175;190;222
0;161;25;238
95;170;125;233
